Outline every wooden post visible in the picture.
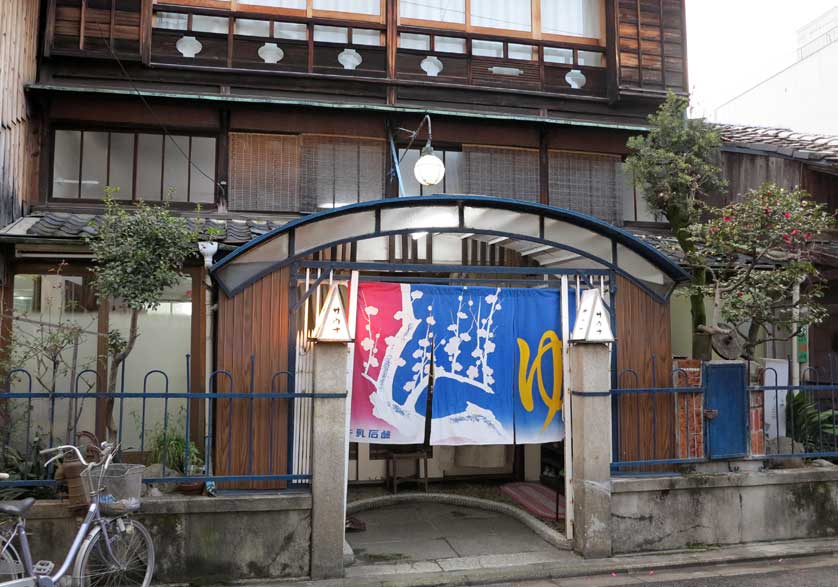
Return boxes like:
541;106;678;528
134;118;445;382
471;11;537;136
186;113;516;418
95;296;110;440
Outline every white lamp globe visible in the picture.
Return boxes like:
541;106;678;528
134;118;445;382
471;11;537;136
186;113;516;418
414;144;446;187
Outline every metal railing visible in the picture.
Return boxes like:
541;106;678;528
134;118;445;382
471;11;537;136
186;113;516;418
0;355;337;492
750;359;838;461
611;360;706;472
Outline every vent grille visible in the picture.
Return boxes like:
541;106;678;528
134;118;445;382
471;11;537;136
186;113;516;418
462;145;540;202
229;133;300;212
549;151;623;225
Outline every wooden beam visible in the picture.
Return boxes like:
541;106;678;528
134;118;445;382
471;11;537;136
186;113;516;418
386;0;398;104
605;0;619;104
539;127;549;205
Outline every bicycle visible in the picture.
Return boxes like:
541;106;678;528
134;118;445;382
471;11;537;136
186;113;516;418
0;442;155;587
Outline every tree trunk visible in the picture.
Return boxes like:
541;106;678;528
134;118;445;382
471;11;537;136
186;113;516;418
744;321;761;361
104;309;141;442
673;222;713;361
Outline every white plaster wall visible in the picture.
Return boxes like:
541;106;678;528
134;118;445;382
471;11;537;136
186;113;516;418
714;42;838;135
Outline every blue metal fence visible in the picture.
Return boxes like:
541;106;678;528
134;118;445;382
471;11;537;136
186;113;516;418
0;355;341;492
611;356;838;474
611;361;707;472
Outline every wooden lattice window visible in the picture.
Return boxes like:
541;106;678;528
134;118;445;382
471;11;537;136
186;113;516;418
462;145;540;202
300;136;386;211
548;151;624;225
228;132;301;212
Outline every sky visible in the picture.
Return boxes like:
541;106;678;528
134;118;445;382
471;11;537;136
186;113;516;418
685;0;838;119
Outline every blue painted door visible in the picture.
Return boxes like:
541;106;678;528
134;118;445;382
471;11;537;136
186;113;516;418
703;361;749;459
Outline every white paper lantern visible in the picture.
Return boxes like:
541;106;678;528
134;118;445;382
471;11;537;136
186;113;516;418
413;145;446;187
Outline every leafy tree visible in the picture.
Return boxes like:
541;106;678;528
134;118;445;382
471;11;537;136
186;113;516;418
84;194;198;441
626;92;727;360
691;184;833;359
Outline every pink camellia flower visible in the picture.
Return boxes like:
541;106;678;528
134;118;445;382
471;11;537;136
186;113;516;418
805;233;812;240
791;229;799;236
723;216;732;223
784;212;791;219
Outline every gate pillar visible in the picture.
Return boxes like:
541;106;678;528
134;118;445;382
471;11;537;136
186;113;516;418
310;341;351;579
570;341;613;558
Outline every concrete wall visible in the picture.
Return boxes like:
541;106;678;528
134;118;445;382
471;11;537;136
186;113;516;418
22;493;312;582
611;467;838;554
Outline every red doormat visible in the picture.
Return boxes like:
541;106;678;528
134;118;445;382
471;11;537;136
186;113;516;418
500;482;566;520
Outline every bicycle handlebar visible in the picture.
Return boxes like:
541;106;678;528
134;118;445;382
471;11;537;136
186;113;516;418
40;442;115;468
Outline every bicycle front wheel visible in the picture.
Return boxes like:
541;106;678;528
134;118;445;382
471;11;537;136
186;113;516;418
73;519;154;587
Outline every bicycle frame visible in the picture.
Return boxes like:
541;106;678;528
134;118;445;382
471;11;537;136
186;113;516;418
2;500;121;587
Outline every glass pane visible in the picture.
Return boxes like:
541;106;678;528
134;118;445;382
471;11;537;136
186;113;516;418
274;22;307;40
239;0;305;7
398;149;422;196
190;137;216;204
472;39;503;57
314;25;348;43
53;130;81;198
435;36;466;54
154;12;187;30
443;151;462;194
163;136;190;202
578;51;604;66
313;0;380;16
111;276;192;453
399;33;430;51
81;131;108;199
9;274;100;448
136;134;163;200
508;43;534;60
471;0;531;31
192;15;228;34
541;0;602;39
109;132;134;200
352;29;381;46
544;46;573;64
235;19;270;37
400;0;466;23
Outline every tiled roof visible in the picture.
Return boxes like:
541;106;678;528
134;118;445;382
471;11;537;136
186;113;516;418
24;212;292;245
713;123;838;166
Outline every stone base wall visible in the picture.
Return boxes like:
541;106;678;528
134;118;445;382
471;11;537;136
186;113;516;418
611;467;838;554
21;493;312;583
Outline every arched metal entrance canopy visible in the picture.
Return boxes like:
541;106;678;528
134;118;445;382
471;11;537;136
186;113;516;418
210;195;690;301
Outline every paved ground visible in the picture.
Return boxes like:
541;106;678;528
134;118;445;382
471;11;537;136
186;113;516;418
480;553;838;586
346;502;577;577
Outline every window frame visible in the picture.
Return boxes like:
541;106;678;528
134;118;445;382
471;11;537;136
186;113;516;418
398;0;606;46
152;0;387;25
48;125;219;208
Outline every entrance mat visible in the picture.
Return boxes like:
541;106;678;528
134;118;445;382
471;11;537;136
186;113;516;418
500;482;565;520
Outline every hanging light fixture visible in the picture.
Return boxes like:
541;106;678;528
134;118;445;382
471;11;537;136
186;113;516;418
414;140;446;187
395;114;446;189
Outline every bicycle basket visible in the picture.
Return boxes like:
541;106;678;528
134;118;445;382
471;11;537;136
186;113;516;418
80;464;145;515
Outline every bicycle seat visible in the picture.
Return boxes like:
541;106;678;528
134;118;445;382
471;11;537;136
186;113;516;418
0;498;36;517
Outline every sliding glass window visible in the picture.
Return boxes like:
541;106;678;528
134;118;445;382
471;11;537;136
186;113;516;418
52;130;217;204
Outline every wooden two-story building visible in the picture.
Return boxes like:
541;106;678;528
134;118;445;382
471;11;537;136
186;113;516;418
0;0;691;496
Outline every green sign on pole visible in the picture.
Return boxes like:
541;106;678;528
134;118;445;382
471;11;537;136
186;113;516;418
798;327;809;364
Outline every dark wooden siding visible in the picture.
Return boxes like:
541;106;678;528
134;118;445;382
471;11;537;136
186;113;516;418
615;275;675;464
1;0;40;225
215;267;290;488
716;151;803;207
616;0;687;93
